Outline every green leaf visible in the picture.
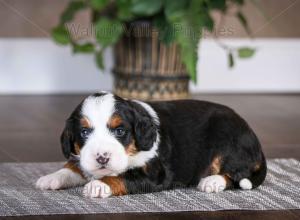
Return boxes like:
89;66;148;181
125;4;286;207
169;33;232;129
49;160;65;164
164;0;188;22
237;11;251;36
153;15;176;45
116;0;135;20
60;1;86;23
52;25;71;45
95;18;124;47
73;43;95;53
181;44;198;82
228;52;234;68
174;20;200;83
95;50;104;69
186;0;212;32
232;0;244;5
90;0;109;10
172;0;206;83
131;0;163;16
202;12;214;32
238;47;255;58
208;0;226;11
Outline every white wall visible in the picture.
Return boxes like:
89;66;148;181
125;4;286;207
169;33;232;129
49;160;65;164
0;39;113;94
0;38;300;94
193;39;300;93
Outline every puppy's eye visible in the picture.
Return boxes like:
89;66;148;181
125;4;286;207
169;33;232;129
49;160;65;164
81;128;91;139
114;128;126;137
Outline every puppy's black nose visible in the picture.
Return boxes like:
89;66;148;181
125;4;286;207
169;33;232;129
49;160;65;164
96;154;110;166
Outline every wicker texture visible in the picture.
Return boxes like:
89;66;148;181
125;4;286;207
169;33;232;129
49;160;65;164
113;22;189;101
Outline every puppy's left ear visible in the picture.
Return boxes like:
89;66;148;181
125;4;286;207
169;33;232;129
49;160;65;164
60;119;74;159
134;116;158;151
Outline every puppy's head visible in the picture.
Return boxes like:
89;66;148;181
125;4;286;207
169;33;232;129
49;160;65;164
60;92;159;178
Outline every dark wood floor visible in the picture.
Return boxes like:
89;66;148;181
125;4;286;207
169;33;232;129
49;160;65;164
0;94;300;219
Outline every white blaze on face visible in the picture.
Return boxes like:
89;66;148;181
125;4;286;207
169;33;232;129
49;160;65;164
80;94;129;178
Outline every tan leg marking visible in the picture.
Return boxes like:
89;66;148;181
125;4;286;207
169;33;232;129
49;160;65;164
101;176;127;196
210;155;222;175
64;161;84;178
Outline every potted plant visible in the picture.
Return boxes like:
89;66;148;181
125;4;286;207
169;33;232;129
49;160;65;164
52;0;255;100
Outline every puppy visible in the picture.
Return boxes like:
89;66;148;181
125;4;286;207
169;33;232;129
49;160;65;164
36;92;266;198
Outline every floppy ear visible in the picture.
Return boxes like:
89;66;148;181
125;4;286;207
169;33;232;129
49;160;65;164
134;116;157;151
60;119;74;159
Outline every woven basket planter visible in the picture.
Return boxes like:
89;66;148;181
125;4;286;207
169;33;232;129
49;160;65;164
113;21;189;101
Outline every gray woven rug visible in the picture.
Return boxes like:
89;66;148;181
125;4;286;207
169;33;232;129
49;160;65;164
0;159;300;216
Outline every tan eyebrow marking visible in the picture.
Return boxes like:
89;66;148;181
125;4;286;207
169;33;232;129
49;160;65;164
80;117;91;128
108;114;123;129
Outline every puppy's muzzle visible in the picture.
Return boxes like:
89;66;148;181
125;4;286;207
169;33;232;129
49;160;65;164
96;152;110;167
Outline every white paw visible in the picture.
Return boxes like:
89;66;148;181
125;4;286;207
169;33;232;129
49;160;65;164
197;175;226;193
36;168;85;190
83;180;112;198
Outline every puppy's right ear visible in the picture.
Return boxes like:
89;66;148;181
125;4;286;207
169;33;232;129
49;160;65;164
60;119;74;159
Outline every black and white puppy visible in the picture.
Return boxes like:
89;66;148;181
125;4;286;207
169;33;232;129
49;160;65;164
36;92;267;198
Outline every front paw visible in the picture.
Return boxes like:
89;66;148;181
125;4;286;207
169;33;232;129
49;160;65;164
36;168;83;190
83;180;112;198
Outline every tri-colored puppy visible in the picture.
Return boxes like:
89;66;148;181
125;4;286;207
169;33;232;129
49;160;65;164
36;92;266;198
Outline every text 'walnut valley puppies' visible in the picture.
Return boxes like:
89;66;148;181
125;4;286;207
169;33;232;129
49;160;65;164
36;92;267;198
